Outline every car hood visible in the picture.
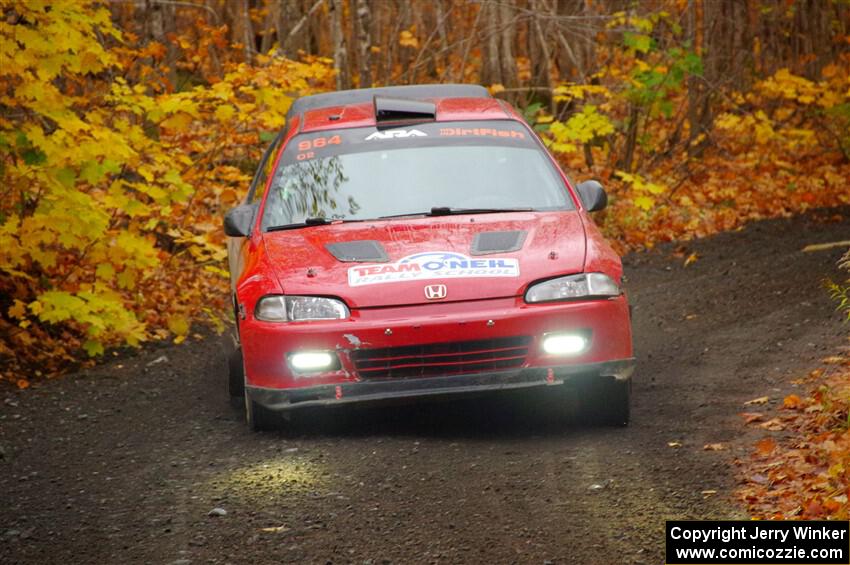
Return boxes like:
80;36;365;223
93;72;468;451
261;211;586;308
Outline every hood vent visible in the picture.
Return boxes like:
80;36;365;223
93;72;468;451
471;230;527;255
325;240;389;262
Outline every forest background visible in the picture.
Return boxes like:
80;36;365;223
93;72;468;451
1;0;849;518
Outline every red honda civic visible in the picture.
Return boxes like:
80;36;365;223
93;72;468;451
224;84;634;430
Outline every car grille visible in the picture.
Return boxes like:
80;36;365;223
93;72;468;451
350;336;532;379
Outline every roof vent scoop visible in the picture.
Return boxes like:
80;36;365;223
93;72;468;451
374;96;436;127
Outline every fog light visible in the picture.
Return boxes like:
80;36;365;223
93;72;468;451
542;334;587;355
289;351;335;372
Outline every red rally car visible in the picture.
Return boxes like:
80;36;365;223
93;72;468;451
224;84;634;431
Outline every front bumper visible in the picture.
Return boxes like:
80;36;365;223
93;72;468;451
241;295;634;390
247;358;635;411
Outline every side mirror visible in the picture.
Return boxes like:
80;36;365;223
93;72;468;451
576;180;608;212
224;204;256;237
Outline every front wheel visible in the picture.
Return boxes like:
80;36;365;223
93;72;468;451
245;394;281;432
228;346;245;399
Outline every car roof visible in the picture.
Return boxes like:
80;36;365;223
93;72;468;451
286;84;488;121
286;84;517;133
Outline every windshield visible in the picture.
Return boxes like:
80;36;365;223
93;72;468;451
261;121;574;229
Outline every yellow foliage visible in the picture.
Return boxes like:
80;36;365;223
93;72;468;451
399;29;419;49
0;0;333;381
546;105;615;153
553;84;612;103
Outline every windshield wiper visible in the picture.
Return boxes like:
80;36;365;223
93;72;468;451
428;206;533;216
265;217;360;232
378;207;533;220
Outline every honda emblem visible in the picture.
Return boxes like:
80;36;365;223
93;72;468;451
424;284;447;300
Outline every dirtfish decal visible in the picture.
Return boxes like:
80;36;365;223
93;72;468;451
348;251;520;286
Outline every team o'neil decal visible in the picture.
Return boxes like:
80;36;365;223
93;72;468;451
348;251;519;287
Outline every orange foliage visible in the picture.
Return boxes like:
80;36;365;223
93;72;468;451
0;2;334;385
1;1;848;389
738;350;850;520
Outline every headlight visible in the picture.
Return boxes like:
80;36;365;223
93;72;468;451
525;273;620;303
255;296;349;321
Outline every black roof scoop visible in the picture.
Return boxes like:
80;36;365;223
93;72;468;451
471;230;527;255
374;96;436;127
325;240;389;262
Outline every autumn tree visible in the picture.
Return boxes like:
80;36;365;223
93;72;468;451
1;0;848;385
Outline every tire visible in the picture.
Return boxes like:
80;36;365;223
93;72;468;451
245;394;281;432
578;377;631;427
228;346;245;398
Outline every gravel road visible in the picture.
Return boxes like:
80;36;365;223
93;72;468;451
2;210;848;565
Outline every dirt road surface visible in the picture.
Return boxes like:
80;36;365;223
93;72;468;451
2;210;848;565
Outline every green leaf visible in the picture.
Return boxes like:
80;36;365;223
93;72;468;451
522;102;544;123
624;32;652;54
683;52;704;75
23;148;47;166
55;167;76;188
95;263;115;281
83;340;104;357
80;160;106;183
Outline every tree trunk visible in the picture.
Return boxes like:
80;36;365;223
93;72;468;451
144;0;177;86
239;0;254;63
259;1;278;54
330;0;351;90
530;0;554;111
283;0;325;56
498;0;518;89
434;0;450;76
687;0;711;154
618;106;640;173
482;0;502;85
355;0;372;87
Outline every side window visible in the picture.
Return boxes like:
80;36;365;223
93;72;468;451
247;132;284;204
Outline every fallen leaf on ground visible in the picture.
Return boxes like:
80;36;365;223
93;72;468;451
741;412;764;424
801;240;850;252
783;394;803;409
802;501;825;517
755;437;777;456
744;396;769;406
667;441;682;448
759;418;785;431
260;526;291;533
703;443;727;451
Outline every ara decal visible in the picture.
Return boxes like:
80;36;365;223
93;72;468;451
364;129;428;141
